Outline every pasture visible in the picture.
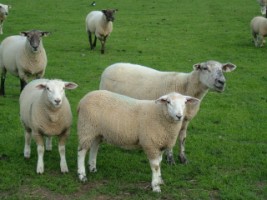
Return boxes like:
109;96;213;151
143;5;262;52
0;0;266;199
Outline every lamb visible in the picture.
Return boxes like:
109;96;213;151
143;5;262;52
0;3;11;35
250;16;267;47
77;90;199;192
0;30;50;96
257;0;267;15
85;9;117;54
100;61;237;164
19;79;78;174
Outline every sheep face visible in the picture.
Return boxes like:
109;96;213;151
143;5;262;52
20;30;50;53
193;61;236;92
36;80;78;108
0;5;8;17
102;9;118;22
156;93;199;121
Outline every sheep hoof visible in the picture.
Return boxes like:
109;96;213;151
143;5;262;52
79;174;88;183
90;168;97;173
61;167;69;174
152;185;161;193
101;50;105;54
166;155;176;165
178;155;188;164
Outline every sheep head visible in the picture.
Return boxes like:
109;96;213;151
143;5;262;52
36;80;78;109
193;60;236;92
156;92;199;122
102;9;118;22
20;30;50;53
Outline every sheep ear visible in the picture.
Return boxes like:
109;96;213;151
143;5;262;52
20;31;28;36
185;96;200;105
36;84;46;90
113;9;118;13
8;5;11;9
64;82;78;90
193;63;202;70
222;63;236;72
155;95;169;104
41;31;50;37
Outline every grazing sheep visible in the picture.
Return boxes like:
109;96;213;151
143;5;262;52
85;9;117;54
100;61;237;164
0;30;50;96
250;16;267;47
257;0;267;15
0;3;11;35
20;79;78;174
77;90;199;192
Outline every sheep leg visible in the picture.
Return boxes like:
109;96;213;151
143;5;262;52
178;122;189;164
0;68;6;96
78;147;88;182
149;153;164;192
93;35;97;48
33;133;45;174
45;136;52;151
88;136;102;172
0;21;3;35
88;31;94;50
165;149;175;165
24;129;32;159
58;130;69;173
100;37;107;54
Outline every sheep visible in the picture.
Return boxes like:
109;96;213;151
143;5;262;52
77;90;199;192
100;61;237;164
257;0;267;15
250;16;267;47
19;79;78;174
0;3;11;35
85;9;117;54
0;30;50;96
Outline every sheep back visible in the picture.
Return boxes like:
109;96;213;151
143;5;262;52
100;63;199;121
77;90;181;157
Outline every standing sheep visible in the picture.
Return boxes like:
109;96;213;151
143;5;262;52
0;3;11;35
20;79;78;174
250;16;267;47
0;30;49;96
85;9;117;54
100;61;237;164
77;90;199;192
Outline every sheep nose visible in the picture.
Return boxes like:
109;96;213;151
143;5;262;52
218;79;225;85
176;115;182;121
55;99;61;105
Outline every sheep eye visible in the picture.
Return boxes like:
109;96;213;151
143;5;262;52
46;87;50;91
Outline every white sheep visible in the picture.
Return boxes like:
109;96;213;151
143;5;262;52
0;3;11;35
250;16;267;47
85;9;117;54
257;0;267;15
0;30;49;96
77;90;199;192
100;61;237;164
20;79;78;174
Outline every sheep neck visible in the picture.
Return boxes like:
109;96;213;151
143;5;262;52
173;71;208;100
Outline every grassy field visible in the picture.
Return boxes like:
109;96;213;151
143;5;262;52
0;0;266;199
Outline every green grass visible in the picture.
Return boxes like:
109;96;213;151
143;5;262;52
0;0;266;199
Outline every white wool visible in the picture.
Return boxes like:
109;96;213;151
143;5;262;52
77;90;199;192
100;61;236;164
19;79;78;174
